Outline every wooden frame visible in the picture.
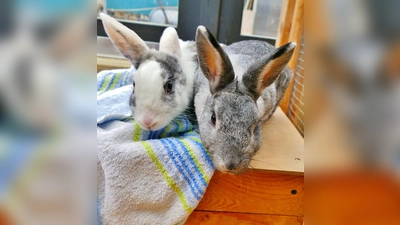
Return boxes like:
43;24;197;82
277;0;304;114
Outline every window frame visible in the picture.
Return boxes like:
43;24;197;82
97;0;276;45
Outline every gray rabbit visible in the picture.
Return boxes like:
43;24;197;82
194;26;296;174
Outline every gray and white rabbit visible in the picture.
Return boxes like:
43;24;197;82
194;26;296;174
100;13;197;130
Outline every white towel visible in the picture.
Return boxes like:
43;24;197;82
97;69;214;225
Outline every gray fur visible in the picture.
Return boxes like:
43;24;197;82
194;27;295;174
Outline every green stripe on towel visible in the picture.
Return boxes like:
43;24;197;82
142;142;193;213
133;123;141;142
186;135;212;157
160;124;171;138
99;75;112;92
108;72;121;90
181;140;210;183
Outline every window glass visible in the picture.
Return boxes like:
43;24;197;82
97;0;179;26
241;0;282;38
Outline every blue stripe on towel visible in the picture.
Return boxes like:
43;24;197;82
153;128;164;139
160;139;203;200
97;197;104;225
166;139;208;187
122;72;129;86
149;140;197;205
97;71;113;91
183;137;214;170
149;130;155;140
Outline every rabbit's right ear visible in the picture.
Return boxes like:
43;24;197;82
100;13;149;68
196;26;234;94
159;27;182;58
243;42;296;100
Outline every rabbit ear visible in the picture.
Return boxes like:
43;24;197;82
100;13;149;67
159;27;181;58
243;42;296;99
196;26;234;94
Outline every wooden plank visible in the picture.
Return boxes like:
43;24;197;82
185;211;303;225
251;107;303;173
286;45;304;135
196;170;304;216
279;0;304;114
287;0;304;79
97;56;131;73
275;0;296;48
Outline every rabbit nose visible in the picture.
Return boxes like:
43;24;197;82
142;114;156;128
226;162;236;171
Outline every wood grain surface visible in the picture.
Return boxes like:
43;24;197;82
279;0;304;114
251;107;303;173
185;211;303;225
196;170;304;217
97;56;130;73
275;0;296;48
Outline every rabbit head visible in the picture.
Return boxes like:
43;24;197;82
195;26;296;174
100;13;193;131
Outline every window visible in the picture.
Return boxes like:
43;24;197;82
97;0;279;45
241;0;283;39
97;0;180;26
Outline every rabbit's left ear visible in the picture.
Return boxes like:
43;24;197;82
159;27;182;58
196;26;234;94
100;13;149;68
243;42;296;100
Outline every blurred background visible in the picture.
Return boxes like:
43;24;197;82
307;0;400;224
0;0;95;224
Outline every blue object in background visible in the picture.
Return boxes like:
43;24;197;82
106;0;179;15
17;0;87;16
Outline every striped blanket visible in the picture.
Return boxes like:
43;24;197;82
97;68;214;225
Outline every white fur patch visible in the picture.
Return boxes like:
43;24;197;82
133;60;164;128
197;26;207;34
287;42;297;51
229;54;246;81
159;27;181;58
180;43;197;106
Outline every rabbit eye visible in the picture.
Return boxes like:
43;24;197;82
211;113;216;126
133;81;135;87
165;82;173;93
